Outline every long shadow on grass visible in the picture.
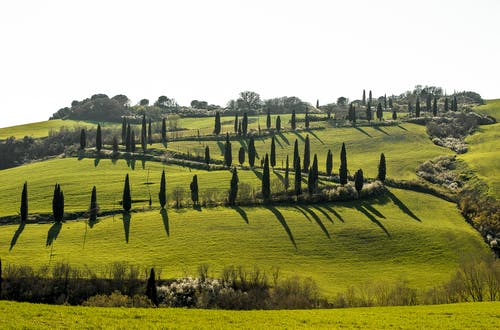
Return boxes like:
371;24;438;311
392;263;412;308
217;141;225;156
252;168;263;181
311;205;333;223
355;126;373;138
292;205;311;222
273;171;285;185
160;209;169;236
126;158;136;170
355;205;391;237
266;205;297;249
386;190;421;222
373;125;390;136
233;206;249;224
306;129;324;144
238;139;248;152
291;131;306;142
363;204;386;219
296;205;331;239
277;132;290;145
322;205;345;223
46;222;62;247
274;136;284;149
10;222;26;251
123;212;131;243
94;157;101;167
397;124;408;131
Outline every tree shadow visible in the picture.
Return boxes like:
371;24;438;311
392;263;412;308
363;204;386;219
277;132;290;145
291;131;305;142
46;222;62;247
307;129;324;144
386;190;421;222
323;205;345;223
275;137;284;148
297;206;331;239
111;157;118;165
373;125;390;136
273;171;285;184
355;127;373;138
217;141;225;156
10;222;26;251
193;204;202;211
252;168;263;181
355;205;391;237
292;205;311;222
141;159;147;169
160;208;169;236
397;124;408;131
94;157;101;167
233;206;249;224
238;139;248;152
123;212;131;243
311;205;333;223
266;205;297;249
126;158;136;170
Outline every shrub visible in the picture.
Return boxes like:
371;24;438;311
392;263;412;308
82;291;153;307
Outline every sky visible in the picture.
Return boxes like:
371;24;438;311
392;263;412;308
1;0;499;128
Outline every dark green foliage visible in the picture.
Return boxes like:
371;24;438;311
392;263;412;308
214;111;221;135
141;116;147;152
234;113;239;133
415;97;421;117
89;186;98;223
122;174;131;212
248;137;256;167
112;136;119;153
326;149;333;176
276;115;281;132
294;155;302;196
376;103;383;121
238;121;242;136
291;109;296;130
161;118;167;143
266;109;271;130
384;94;387;109
392;111;397;120
146;268;158;306
148;119;152;145
362;89;366;106
159;170;166;208
305;108;310;129
121;117;127;145
444;98;449;112
354;169;364;196
228;167;238;206
262;154;270;201
366;102;372;122
242;112;248;135
369;90;372;104
224;133;232;167
388;98;393;108
348;103;356;124
307;154;318;195
238;147;245;165
316;99;319;108
52;183;64;222
130;130;136;152
432;97;438;116
204;146;210;166
20;181;28;223
96;124;102;151
270;136;276;168
284;155;290;191
190;175;199;205
426;94;432;114
125;124;131;152
339;142;348;185
452;95;458;111
303;134;310;172
378;153;386;182
293;139;299;169
80;129;86;150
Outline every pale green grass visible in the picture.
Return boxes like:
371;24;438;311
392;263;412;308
474;98;500;120
0;301;497;329
0;119;104;140
459;123;500;198
0;188;489;297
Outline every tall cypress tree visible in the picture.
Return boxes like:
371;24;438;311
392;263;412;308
112;136;119;153
388;97;393;109
276;115;281;132
366;102;372;122
126;124;131;152
362;89;366;106
432;97;438;116
284;155;290;191
369;90;372;104
159;169;166;208
305;108;310;129
161;118;167;143
80;129;86;150
326;149;333;176
354;169;364;197
214;111;221;135
262;154;270;201
392;110;397;120
234;113;239;133
205;146;210;166
376;103;383;121
121;117;127;145
291;109;296;130
242;112;248;135
238;121;242;136
238;146;245;165
141;118;147;152
52;184;64;222
339;142;348;185
312;154;318;187
266;109;271;130
307;154;318;195
303;134;310;172
123;174;132;212
444;97;449;112
224;133;232;167
96;123;102;151
378;153;386;182
148;119;152;145
384;94;387;109
228;167;238;206
415;97;421;117
89;186;98;224
426;94;432;114
248;137;256;167
20;181;28;223
293;139;299;169
146;268;158;307
294;155;302;196
131;130;136;152
270;135;276;168
316;99;319;108
190;175;199;206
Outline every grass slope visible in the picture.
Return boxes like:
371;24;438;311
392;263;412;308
0;188;489;297
474;98;500;120
0;301;497;329
0;119;103;140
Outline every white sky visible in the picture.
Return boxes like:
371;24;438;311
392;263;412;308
1;0;499;128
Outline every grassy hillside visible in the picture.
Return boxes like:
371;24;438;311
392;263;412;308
0;301;497;329
474;98;500;120
0;119;102;140
459;123;500;198
0;188;489;297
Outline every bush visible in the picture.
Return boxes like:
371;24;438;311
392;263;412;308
82;291;153;307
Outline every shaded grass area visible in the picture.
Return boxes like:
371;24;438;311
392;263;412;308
0;188;489;298
0;301;497;329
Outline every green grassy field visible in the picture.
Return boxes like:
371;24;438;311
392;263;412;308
474;98;500;120
0;119;104;140
0;188;489;297
0;301;497;329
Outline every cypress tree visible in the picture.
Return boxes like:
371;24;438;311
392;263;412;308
205;146;210;166
392;110;397;120
121;117;127;145
238;146;245;165
161;118;167;142
376;103;383;121
190;175;199;206
96;124;102;151
141;119;147;152
131;130;136;152
80;129;86;150
432;97;438;116
305;108;310;129
339;142;348;185
326;149;333;176
316;99;319;108
148;119;152;145
270;135;276;168
89;186;97;224
312;154;318;186
303;134;310;172
52;184;64;222
284;155;290;191
224;133;232;167
248;137;256;167
20;181;28;223
234;113;239;133
123;174;131;212
291;109;296;130
308;154;318;195
159;169;166;209
266;108;271;130
426;94;432;114
112;136;119;153
276;115;281;132
362;89;366;106
294;155;302;196
242;112;248;135
378;153;386;182
214;111;221;135
228;167;238;206
384;94;387;109
415;97;421;117
146;268;158;306
354;169;364;197
453;95;458;111
126;124;131;152
444;97;449;112
366;102;372;122
293;139;299;169
238;121;242;136
388;98;393;108
369;90;372;104
262;154;270;201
